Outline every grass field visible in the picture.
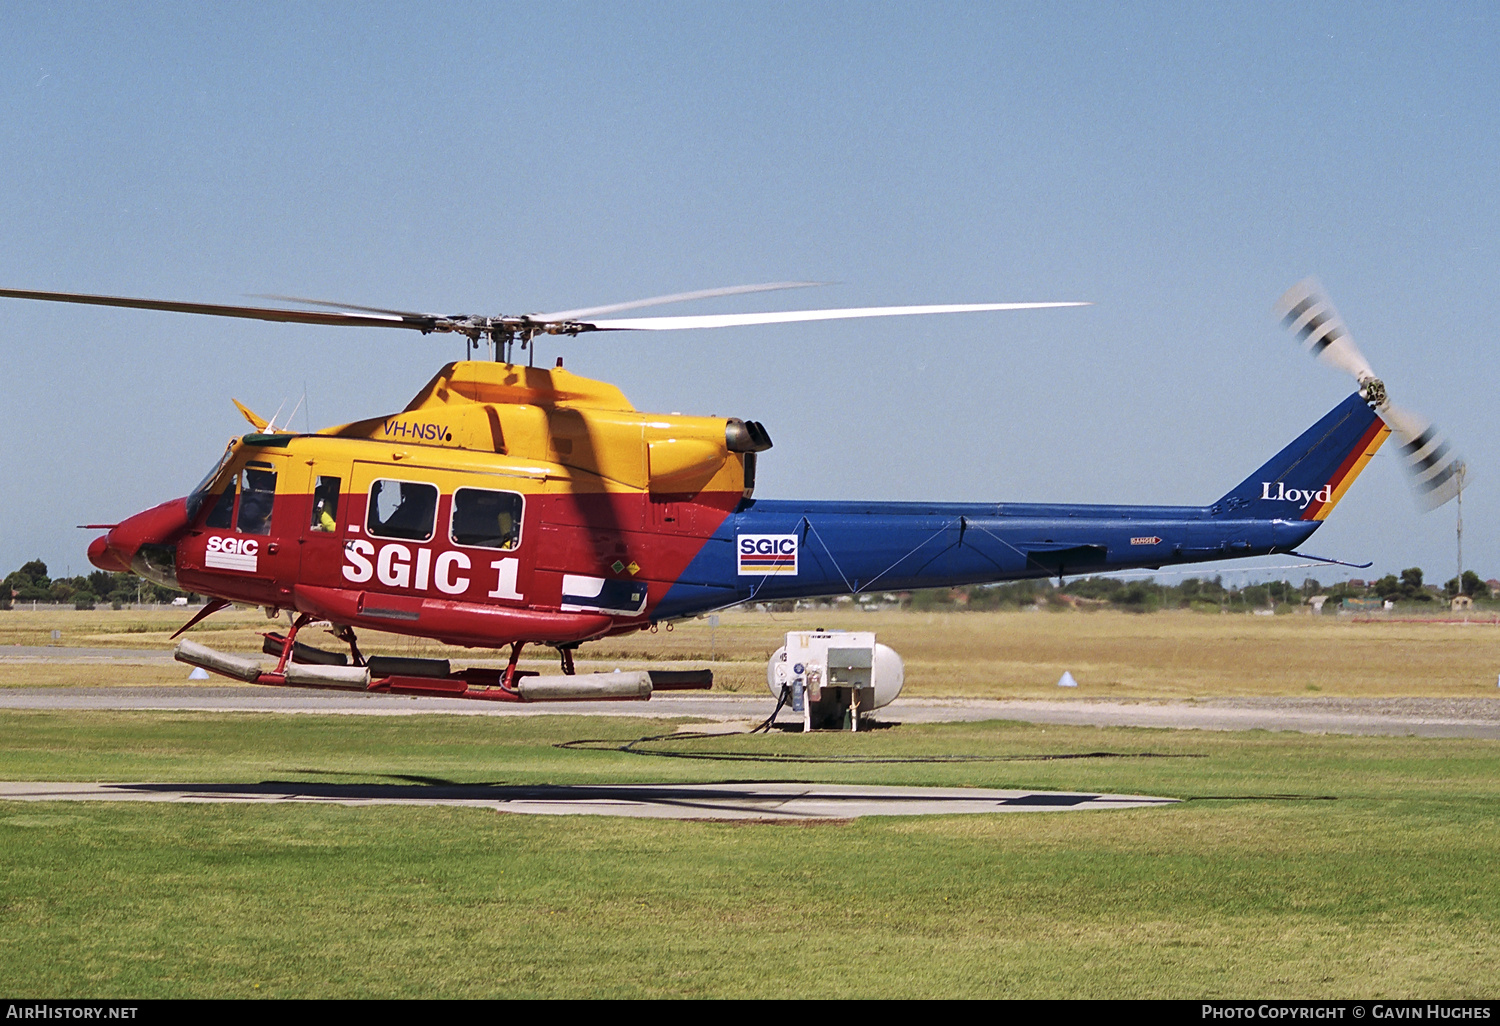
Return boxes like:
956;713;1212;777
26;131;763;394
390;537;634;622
0;711;1497;998
1;608;1497;997
5;605;1500;698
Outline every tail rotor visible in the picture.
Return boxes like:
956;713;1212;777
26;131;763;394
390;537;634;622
1275;278;1467;510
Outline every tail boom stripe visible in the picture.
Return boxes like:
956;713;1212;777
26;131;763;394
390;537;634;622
1303;418;1389;521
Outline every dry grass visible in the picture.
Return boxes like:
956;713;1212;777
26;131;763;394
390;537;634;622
3;605;1500;698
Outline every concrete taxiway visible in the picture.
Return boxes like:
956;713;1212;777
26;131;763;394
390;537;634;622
1;684;1497;738
3;646;1498;738
0;780;1178;820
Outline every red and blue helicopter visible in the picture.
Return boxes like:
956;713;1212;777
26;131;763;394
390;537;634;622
0;279;1464;701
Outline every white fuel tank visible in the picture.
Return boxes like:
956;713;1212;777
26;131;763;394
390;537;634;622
766;630;904;710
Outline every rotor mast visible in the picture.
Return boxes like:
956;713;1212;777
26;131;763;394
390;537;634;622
446;316;591;363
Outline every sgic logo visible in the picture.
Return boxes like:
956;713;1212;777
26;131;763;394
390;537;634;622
204;535;259;572
738;534;798;576
207;537;258;555
1260;482;1333;509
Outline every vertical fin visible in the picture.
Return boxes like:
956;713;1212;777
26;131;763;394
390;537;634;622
1211;394;1388;519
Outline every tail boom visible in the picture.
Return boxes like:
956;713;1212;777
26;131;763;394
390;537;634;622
651;394;1385;619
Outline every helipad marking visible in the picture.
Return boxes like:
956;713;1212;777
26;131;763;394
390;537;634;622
0;781;1177;820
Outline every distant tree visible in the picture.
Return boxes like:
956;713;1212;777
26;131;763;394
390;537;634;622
142;580;187;603
87;570;114;597
1064;577;1124;602
1445;570;1489;599
4;560;52;602
968;580;1048;609
1324;580;1364;601
1115;582;1157;612
908;588;955;611
1399;567;1434;602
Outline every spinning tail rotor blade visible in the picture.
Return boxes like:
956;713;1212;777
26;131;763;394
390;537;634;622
1378;403;1467;510
1274;278;1376;382
1274;277;1468;510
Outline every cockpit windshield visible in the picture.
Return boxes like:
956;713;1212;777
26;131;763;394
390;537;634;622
185;443;238;522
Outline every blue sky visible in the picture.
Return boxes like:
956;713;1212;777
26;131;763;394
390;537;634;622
1;2;1495;587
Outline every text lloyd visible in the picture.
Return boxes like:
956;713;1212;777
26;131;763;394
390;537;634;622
1260;482;1333;509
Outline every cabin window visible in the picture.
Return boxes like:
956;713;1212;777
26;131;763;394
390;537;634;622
311;476;340;532
366;479;437;541
450;488;524;550
235;464;277;536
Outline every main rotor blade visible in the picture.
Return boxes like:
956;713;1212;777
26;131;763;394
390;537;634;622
582;301;1090;331
0;286;432;330
249;294;440;318
534;281;829;322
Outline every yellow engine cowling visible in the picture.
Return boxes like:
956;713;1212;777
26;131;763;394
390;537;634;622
318;361;751;497
646;437;726;493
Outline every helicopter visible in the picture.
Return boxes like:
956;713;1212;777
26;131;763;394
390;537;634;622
0;278;1466;703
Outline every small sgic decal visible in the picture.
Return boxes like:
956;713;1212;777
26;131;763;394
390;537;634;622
738;534;798;575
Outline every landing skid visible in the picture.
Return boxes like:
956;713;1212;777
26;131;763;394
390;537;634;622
176;637;712;703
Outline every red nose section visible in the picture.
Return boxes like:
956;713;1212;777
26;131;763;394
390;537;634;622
89;497;191;573
87;534;130;572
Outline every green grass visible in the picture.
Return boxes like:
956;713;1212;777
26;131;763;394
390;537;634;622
1;711;1497;997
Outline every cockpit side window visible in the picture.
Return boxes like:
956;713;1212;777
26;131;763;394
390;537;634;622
236;463;277;536
205;484;236;529
451;488;524;550
311;476;340;532
366;479;437;542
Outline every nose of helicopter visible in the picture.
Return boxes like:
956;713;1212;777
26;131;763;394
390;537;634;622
86;534;127;573
88;498;191;587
